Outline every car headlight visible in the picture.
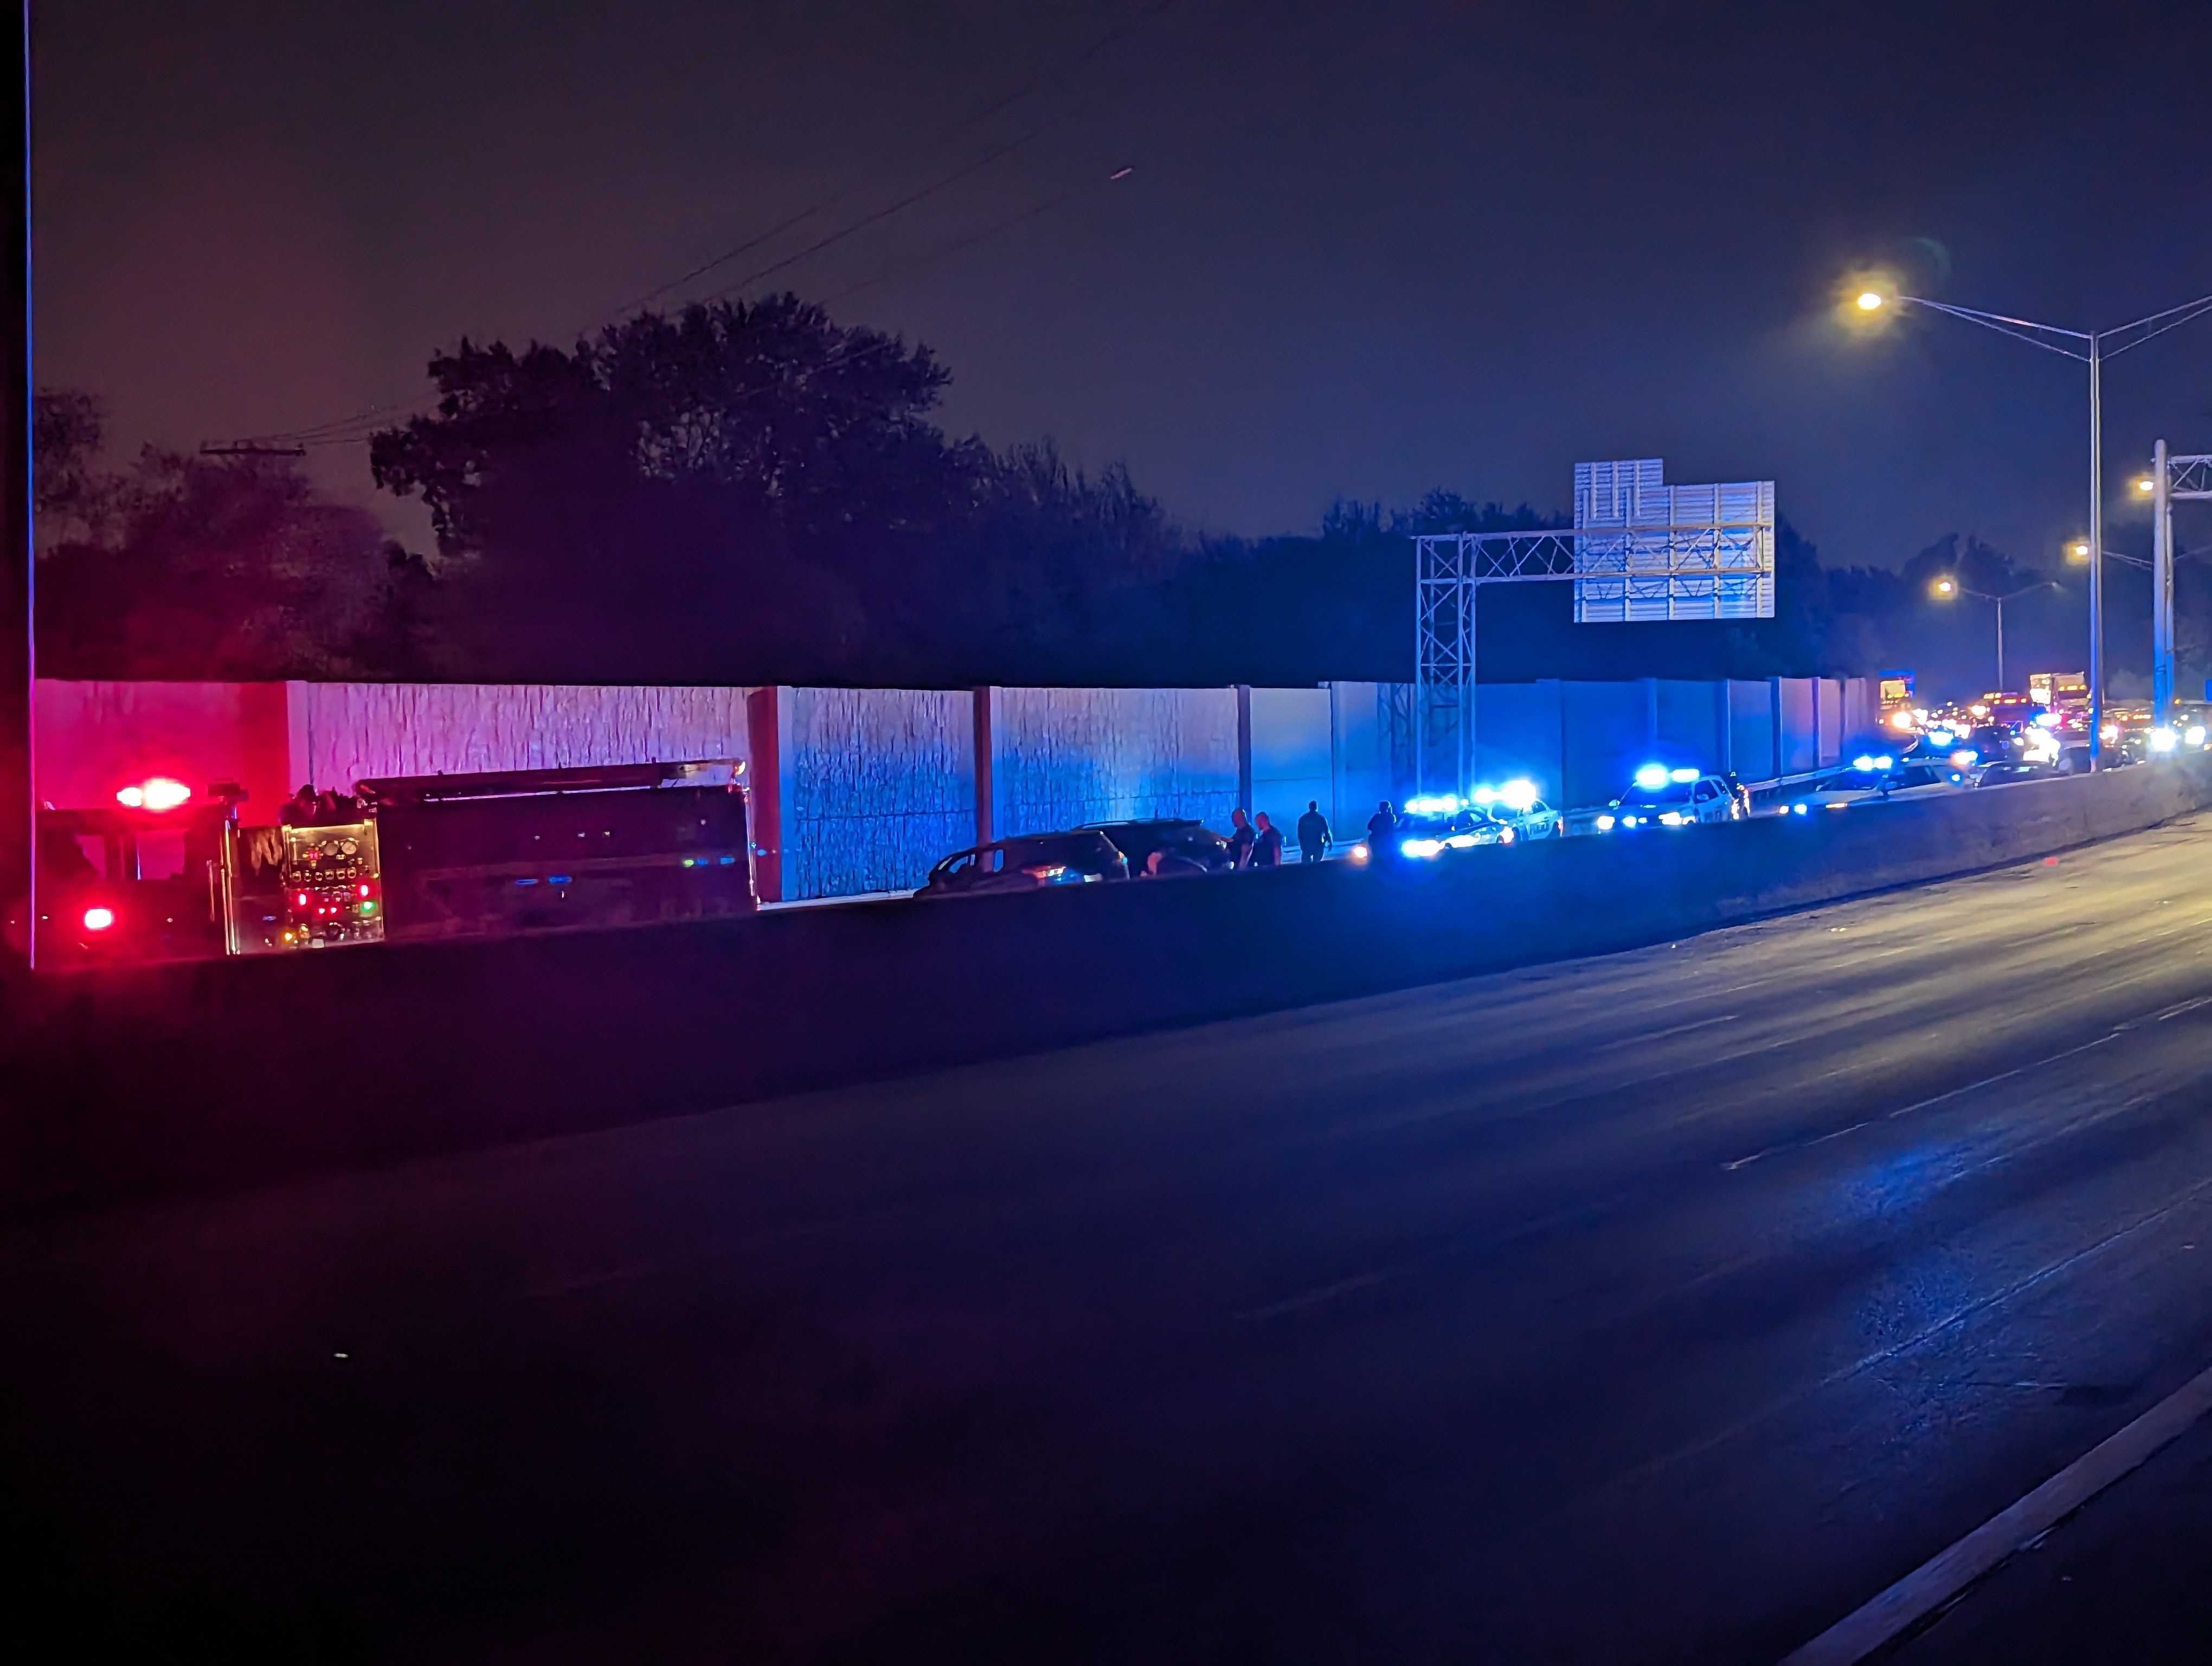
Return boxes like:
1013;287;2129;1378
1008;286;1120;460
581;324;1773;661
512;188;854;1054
1658;811;1688;826
1791;802;1808;815
1400;837;1443;859
2150;727;2179;752
1618;814;1639;828
2188;726;2207;748
1346;841;1369;863
1594;813;1616;831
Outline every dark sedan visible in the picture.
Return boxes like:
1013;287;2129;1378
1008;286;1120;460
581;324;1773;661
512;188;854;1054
1975;760;2059;788
918;831;1130;898
1081;817;1234;876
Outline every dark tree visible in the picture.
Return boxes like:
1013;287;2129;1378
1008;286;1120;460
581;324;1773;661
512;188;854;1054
37;444;405;680
370;297;1191;684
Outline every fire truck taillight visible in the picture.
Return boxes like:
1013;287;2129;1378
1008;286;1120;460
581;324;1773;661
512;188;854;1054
115;777;191;812
81;906;117;932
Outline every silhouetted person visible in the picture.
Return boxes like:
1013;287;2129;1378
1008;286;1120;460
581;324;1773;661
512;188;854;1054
1296;799;1330;862
1366;799;1398;859
1226;807;1256;870
1252;811;1284;868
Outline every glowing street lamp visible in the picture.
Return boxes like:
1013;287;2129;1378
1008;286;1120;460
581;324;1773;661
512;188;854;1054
1931;576;2056;694
1843;275;2212;765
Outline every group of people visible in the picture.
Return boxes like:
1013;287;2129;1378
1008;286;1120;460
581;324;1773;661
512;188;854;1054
1219;800;1338;869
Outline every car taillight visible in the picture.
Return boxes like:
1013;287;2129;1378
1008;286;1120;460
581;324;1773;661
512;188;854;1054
82;905;117;932
1021;863;1070;881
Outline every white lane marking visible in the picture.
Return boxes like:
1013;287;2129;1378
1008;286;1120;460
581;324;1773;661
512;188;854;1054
1601;1013;1738;1048
1721;1031;2124;1171
1882;1033;2119;1118
1780;1360;2212;1665
1236;1271;1392;1323
1632;1170;2212;1492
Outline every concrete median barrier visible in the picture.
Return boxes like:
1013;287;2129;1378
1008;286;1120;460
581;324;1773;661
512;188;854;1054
5;757;2209;1213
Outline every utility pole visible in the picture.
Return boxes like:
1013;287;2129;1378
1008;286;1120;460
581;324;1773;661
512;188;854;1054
2088;332;2104;763
3;1;30;970
2153;438;2175;725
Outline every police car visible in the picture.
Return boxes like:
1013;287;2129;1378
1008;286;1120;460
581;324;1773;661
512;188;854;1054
1388;795;1491;859
1782;754;1966;815
1594;765;1741;831
1467;778;1567;843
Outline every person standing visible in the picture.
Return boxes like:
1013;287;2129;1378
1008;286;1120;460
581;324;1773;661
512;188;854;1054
1295;799;1331;863
1252;811;1284;868
1226;807;1256;870
1366;799;1398;859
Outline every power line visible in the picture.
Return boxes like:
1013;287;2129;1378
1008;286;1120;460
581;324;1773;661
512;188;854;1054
821;164;1138;305
609;0;1174;320
239;1;1179;451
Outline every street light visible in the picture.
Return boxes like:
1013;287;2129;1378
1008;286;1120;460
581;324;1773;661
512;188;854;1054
1849;281;2212;766
1931;576;2058;694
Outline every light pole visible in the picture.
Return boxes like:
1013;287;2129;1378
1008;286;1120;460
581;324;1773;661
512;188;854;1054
1851;283;2212;766
1932;575;2057;695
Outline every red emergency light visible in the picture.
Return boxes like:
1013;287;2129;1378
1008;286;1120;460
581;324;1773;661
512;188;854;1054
115;777;192;812
81;905;116;932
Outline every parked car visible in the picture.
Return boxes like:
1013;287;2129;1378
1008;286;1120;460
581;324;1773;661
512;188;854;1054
1081;817;1233;876
2056;744;2132;774
1468;779;1568;842
1474;798;1567;843
1781;757;1966;814
1388;802;1492;860
918;831;1129;897
1594;766;1741;831
1975;759;2059;788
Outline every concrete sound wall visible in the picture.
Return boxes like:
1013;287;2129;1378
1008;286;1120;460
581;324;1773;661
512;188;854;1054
990;685;1240;841
10;759;2206;1215
294;682;757;789
33;672;1876;904
1329;682;1399;832
1657;680;1725;770
1248;687;1333;832
783;688;976;900
1728;681;1778;780
1470;680;1563;790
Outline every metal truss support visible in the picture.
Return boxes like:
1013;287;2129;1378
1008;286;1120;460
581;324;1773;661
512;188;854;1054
2155;444;2212;723
1410;527;1776;797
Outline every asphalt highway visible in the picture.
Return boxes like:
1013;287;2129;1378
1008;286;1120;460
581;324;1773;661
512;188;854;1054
10;812;2212;1661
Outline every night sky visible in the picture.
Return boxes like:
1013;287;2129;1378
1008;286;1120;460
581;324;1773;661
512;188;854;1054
33;0;2212;572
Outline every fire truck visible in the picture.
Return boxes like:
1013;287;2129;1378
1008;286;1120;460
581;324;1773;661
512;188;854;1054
17;776;269;966
12;759;755;967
